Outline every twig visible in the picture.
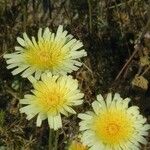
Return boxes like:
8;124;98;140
108;2;125;9
115;47;139;80
141;65;150;76
115;12;150;80
6;88;20;100
82;62;93;74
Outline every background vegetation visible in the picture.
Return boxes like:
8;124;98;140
0;0;150;149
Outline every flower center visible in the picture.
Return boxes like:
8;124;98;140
23;41;67;70
107;123;120;136
92;109;134;145
35;83;67;113
38;51;50;62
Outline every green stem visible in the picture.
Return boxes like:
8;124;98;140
49;128;54;150
48;129;59;150
54;130;59;150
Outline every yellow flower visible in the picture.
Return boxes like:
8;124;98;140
20;73;84;130
69;140;88;150
78;93;150;150
4;25;87;79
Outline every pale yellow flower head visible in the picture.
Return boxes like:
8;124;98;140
20;73;84;130
68;140;88;150
4;25;87;79
78;93;150;150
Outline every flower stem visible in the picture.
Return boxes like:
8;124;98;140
49;128;54;150
48;129;59;150
54;130;59;150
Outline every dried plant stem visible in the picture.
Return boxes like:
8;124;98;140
115;12;150;80
88;0;92;33
115;47;139;80
5;85;20;100
141;65;150;76
21;0;27;31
